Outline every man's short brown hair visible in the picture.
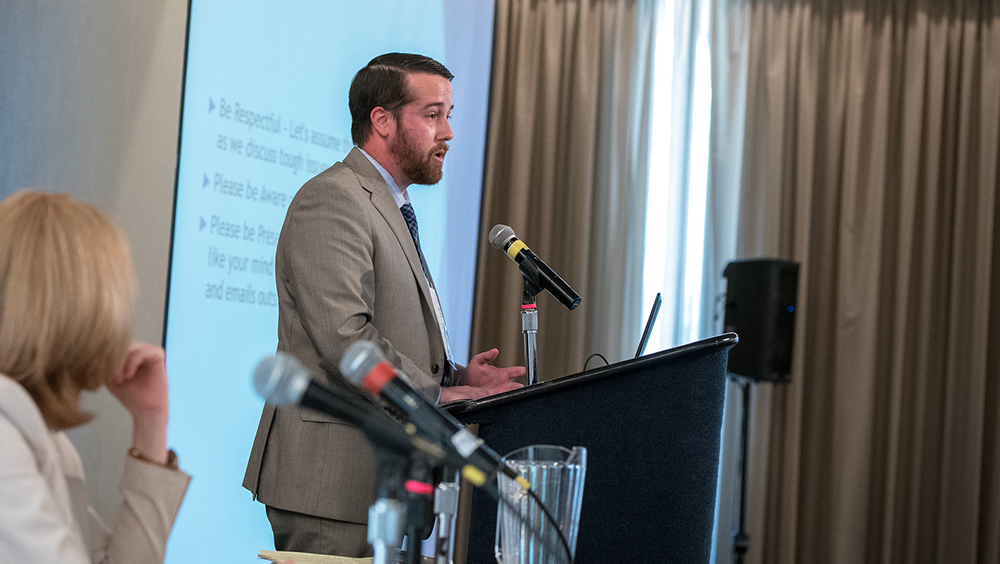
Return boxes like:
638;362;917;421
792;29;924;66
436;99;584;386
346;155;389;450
349;53;453;146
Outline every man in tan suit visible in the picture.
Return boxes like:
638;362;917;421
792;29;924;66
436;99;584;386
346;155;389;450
243;53;524;557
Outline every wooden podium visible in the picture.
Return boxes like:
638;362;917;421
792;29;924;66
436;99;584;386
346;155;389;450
449;333;737;563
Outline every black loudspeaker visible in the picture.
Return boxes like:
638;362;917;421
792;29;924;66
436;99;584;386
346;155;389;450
723;259;799;382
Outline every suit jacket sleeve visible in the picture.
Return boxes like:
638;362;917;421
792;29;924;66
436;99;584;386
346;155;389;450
0;396;189;564
89;456;190;563
280;172;442;400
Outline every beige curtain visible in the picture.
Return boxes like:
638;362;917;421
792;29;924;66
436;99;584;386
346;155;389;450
716;0;1000;561
471;0;657;379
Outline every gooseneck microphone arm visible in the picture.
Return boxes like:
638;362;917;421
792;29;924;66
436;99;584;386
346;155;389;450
300;380;418;456
254;353;416;456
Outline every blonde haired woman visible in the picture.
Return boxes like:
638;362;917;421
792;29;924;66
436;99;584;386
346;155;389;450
0;190;189;562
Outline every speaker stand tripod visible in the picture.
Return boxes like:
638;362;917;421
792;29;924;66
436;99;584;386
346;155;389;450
730;375;790;563
732;376;752;564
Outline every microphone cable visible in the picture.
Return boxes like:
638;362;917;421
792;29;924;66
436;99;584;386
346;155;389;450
583;352;610;371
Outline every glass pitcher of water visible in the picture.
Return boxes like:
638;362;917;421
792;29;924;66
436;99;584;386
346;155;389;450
495;445;587;563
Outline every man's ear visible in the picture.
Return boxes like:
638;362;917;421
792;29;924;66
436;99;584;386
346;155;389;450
370;106;394;139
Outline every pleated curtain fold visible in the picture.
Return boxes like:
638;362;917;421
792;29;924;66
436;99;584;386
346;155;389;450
472;0;658;380
713;0;1000;561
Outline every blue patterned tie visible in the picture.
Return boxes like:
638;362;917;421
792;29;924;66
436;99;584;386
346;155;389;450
399;202;456;385
399;202;432;282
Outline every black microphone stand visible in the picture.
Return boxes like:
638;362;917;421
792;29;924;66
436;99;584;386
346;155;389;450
369;447;408;564
403;459;436;564
296;386;436;563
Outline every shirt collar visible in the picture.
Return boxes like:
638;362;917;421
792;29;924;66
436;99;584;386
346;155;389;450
357;147;409;208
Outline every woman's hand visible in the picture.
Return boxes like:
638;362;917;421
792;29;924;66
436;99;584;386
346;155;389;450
107;341;170;465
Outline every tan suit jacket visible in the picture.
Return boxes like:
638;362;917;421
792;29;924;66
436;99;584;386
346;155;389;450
243;148;448;524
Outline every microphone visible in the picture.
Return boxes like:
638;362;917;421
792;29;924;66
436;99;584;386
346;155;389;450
339;341;528;488
253;352;444;461
488;224;581;310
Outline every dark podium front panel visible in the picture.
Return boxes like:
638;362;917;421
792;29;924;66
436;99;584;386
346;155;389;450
450;333;737;563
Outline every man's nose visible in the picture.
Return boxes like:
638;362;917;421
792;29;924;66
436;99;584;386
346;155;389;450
439;118;454;142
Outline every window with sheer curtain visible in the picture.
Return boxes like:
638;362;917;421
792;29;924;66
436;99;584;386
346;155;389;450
642;0;716;353
642;2;743;563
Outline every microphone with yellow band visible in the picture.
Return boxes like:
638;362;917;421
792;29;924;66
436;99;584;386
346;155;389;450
489;224;582;310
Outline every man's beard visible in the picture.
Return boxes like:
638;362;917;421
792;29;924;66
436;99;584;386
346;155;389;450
392;126;447;185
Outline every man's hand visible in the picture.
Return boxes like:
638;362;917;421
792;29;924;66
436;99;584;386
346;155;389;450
439;348;524;403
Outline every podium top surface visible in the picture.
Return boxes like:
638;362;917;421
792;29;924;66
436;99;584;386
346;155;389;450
448;332;737;417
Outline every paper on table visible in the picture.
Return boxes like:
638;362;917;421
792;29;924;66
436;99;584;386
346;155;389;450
258;550;371;564
258;550;436;563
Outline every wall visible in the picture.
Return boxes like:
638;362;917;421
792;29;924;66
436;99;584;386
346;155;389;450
0;0;188;521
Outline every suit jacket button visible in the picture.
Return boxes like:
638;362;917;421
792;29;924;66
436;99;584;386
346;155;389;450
431;363;440;374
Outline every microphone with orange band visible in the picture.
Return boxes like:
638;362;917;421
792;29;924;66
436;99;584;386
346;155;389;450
339;340;528;489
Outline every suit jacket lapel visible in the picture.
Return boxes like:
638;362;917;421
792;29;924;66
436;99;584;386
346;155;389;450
343;148;438;316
